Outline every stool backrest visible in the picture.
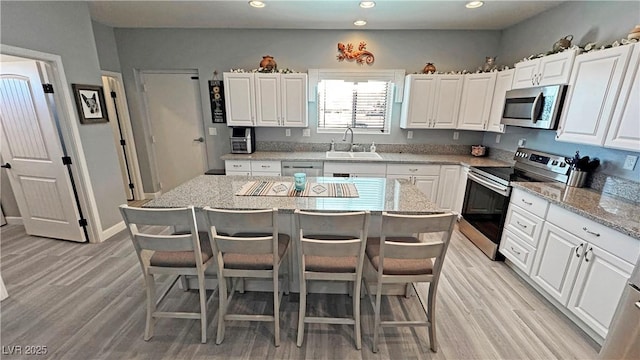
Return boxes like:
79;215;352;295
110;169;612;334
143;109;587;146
295;210;370;258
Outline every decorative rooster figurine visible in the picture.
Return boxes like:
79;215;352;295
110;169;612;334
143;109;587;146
337;41;375;65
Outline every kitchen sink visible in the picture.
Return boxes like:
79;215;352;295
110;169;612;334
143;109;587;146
325;151;382;160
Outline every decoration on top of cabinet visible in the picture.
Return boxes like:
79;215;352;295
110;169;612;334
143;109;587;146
478;56;498;72
518;36;638;64
259;55;277;72
423;63;436;74
229;68;298;74
628;24;640;40
337;41;374;65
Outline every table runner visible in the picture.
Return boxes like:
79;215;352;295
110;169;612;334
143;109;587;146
236;181;359;198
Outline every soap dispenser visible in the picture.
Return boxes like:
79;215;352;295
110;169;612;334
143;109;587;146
330;138;335;151
370;142;376;153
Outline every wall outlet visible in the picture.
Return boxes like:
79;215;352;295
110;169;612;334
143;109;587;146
453;131;459;140
623;155;638;170
208;127;217;136
495;134;501;143
285;129;291;137
407;131;413;139
518;138;526;147
302;129;310;137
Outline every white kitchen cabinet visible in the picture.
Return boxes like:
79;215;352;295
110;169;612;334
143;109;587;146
555;45;633;146
604;43;640;152
225;160;281;176
512;50;577;89
436;165;459;211
414;176;440;204
225;72;308;128
400;74;463;129
486;69;515;133
224;73;255;126
453;166;469;215
324;162;386;178
386;164;440;203
500;230;537;274
457;72;497;131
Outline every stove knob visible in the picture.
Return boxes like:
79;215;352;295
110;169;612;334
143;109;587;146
551;160;558;165
559;162;566;168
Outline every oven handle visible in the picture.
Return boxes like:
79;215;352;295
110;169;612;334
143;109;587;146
530;92;543;123
467;172;511;197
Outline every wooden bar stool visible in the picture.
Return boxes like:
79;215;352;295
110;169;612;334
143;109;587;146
294;210;370;349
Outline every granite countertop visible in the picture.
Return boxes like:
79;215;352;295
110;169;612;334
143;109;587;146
512;182;640;240
145;175;442;215
221;151;510;167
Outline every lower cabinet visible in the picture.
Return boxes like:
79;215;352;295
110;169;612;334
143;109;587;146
386;164;444;205
225;160;281;176
324;162;387;178
436;165;459;211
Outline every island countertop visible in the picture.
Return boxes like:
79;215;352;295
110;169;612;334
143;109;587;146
144;175;443;215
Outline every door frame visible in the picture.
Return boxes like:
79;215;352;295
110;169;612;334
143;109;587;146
134;69;208;195
0;44;102;243
101;71;145;201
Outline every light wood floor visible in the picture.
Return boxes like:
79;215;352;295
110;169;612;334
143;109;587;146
0;224;600;359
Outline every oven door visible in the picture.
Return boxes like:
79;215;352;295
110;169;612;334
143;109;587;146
460;172;511;259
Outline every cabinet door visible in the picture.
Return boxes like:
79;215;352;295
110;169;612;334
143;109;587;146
512;60;539;89
537;50;577;86
436;165;459;211
432;75;463;129
457;72;497;131
567;244;634;339
453;166;469;215
556;46;633;146
254;73;281;126
223;73;255;126
605;43;640;152
400;75;436;128
486;69;514;133
531;222;584;306
281;74;308;127
414;175;439;203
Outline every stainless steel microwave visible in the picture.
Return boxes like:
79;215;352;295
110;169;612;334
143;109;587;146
501;85;567;130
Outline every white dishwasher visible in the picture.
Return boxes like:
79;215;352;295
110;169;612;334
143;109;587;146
281;161;324;177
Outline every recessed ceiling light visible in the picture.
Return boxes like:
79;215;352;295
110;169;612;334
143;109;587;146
360;1;376;8
249;1;265;8
465;1;484;9
354;20;367;26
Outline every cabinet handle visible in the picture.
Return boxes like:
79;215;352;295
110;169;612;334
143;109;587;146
261;165;269;168
409;168;418;172
233;165;241;168
521;199;533;206
575;243;584;258
510;246;521;256
582;227;600;237
516;220;527;228
584;246;593;262
531;75;535;86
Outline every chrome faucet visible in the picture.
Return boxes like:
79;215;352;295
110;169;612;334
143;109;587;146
342;127;355;152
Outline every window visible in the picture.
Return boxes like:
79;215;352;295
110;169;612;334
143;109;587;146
317;80;391;133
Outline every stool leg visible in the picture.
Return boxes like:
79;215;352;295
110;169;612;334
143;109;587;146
354;279;362;350
273;268;280;347
216;274;227;345
198;274;207;344
296;277;306;347
144;273;156;341
428;283;437;352
372;281;383;353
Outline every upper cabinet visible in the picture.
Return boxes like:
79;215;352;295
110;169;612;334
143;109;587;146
604;43;640;152
486;69;515;133
457;72;497;131
224;72;308;127
400;74;463;129
556;45;633;147
512;49;577;89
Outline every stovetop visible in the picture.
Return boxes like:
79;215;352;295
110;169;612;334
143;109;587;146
471;147;571;186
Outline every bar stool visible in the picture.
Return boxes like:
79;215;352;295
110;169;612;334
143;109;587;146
294;210;370;349
365;212;456;353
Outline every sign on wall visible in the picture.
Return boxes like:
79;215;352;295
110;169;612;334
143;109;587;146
208;80;226;123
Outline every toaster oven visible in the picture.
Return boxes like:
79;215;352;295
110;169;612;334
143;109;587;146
230;127;255;154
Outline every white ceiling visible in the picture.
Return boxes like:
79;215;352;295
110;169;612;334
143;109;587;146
88;0;565;30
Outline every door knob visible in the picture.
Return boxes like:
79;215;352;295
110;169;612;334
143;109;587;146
1;163;11;169
193;137;204;143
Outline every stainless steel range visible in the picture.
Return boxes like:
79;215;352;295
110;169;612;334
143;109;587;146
459;147;570;260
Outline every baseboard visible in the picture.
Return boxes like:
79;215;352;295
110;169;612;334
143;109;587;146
100;220;126;242
144;191;162;200
5;217;23;225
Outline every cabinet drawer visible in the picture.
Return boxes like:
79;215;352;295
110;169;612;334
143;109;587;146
252;171;281;176
386;164;440;176
505;204;544;247
547;204;640;264
510;188;549;218
225;160;251;172
226;171;251;176
251;161;281;172
324;162;386;176
500;230;537;275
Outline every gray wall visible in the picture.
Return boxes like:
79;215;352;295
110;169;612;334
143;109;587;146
114;28;500;192
1;1;127;231
92;21;121;73
483;1;640;181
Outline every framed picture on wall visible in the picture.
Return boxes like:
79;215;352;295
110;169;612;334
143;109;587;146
208;80;226;123
72;84;109;124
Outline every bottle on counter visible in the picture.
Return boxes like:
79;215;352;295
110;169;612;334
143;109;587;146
330;138;335;151
370;142;376;153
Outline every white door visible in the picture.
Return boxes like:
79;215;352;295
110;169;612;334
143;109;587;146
223;73;255;126
457;72;497;130
0;61;84;242
141;72;206;192
281;74;308;127
432;75;463;129
400;75;436;128
254;73;280;126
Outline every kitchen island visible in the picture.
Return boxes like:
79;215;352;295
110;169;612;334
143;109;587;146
144;175;445;294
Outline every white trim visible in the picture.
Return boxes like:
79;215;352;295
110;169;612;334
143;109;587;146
5;216;23;225
101;71;145;201
144;191;163;200
100;220;126;241
0;44;101;243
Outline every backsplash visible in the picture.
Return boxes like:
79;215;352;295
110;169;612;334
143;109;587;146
256;141;472;155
